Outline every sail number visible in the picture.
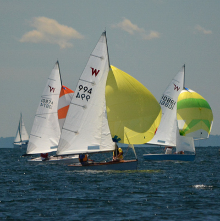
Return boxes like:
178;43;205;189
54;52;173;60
40;99;53;109
160;95;176;110
76;85;92;101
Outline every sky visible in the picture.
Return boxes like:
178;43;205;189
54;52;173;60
0;0;219;138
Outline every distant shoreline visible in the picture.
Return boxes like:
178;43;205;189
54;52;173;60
1;135;219;148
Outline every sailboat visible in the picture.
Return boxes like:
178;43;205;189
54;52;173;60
25;61;78;164
143;65;196;161
56;31;161;170
14;113;29;147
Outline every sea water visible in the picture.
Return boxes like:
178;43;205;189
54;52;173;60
0;146;220;220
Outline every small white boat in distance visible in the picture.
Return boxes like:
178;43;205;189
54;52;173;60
14;113;29;147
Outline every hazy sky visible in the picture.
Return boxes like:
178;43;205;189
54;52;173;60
1;0;219;138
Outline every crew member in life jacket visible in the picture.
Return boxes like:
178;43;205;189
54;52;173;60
79;154;93;165
41;153;49;161
113;143;123;161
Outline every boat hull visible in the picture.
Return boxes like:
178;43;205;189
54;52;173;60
68;159;138;171
28;156;79;164
143;154;195;162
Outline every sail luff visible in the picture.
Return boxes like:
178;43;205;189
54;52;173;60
57;60;62;87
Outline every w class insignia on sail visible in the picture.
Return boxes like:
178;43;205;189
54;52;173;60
48;85;55;93
173;83;180;91
90;67;100;77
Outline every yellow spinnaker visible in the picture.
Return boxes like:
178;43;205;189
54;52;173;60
106;65;162;144
177;89;213;139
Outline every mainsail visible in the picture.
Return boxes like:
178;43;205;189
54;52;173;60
177;88;213;139
105;65;162;144
56;31;115;156
26;61;62;154
14;113;29;145
148;65;185;146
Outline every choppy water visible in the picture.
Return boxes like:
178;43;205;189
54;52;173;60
0;146;220;220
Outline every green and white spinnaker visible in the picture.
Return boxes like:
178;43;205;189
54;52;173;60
177;88;213;139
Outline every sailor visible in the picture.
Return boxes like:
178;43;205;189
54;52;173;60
41;153;49;161
79;154;93;165
113;143;123;161
165;146;172;154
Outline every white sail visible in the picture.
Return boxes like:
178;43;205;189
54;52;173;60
176;132;195;153
57;31;115;156
26;61;62;154
14;113;29;145
148;66;185;146
14;117;22;145
20;114;29;143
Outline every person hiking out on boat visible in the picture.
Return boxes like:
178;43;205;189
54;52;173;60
113;144;123;161
79;154;93;165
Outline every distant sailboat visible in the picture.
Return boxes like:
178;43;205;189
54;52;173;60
14;113;29;147
56;31;161;170
25;61;78;164
143;65;196;161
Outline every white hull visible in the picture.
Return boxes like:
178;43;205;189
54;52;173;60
68;159;138;171
14;142;28;148
28;155;79;164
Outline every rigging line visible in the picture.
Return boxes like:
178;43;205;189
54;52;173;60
125;132;137;160
57;60;62;86
105;30;111;68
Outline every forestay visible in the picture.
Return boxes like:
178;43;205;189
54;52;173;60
148;66;185;146
26;61;62;154
105;65;162;144
56;31;115;156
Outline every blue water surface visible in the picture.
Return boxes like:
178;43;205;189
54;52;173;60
0;146;220;220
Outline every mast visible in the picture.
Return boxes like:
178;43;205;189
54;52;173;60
56;60;62;86
183;64;185;89
104;30;111;69
19;113;22;142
